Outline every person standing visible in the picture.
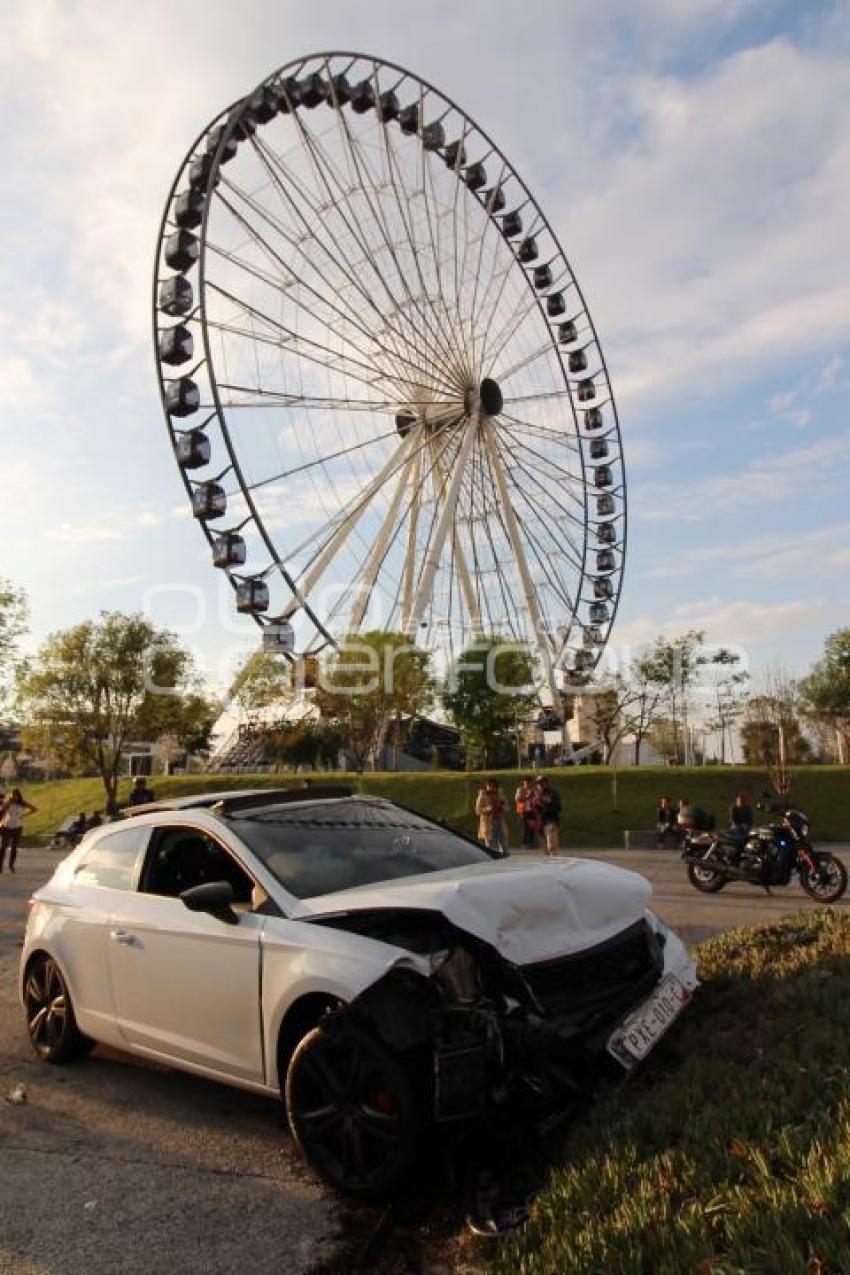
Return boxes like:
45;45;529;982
515;776;537;848
656;796;678;848
127;775;156;807
677;796;695;832
475;780;496;847
536;777;562;857
490;781;509;857
0;788;37;874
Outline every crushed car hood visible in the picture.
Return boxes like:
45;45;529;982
292;857;652;966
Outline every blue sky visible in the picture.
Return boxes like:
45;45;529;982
1;0;848;695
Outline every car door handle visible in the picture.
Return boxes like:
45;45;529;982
110;929;136;945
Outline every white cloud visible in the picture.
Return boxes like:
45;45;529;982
818;354;845;391
636;432;850;521
615;597;850;651
45;523;124;545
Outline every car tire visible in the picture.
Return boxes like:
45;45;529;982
23;954;94;1063
285;1020;423;1200
687;864;727;893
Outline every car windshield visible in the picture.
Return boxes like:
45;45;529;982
226;798;493;899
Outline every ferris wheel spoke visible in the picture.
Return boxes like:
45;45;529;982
416;111;474;387
348;446;419;631
488;442;583;600
495;414;581;451
495;417;588;494
224;158;452;408
428;436;483;637
205;282;439;405
404;411;478;634
496;341;564;384
491;423;586;538
250;127;462;400
467;437;523;642
206;197;409;394
400;447;423;631
483;291;543;373
214;181;451;403
374;114;472;388
378;123;472;386
466;160;511;378
225;428;398;497
214;384;413;412
482;422;560;700
314;97;470;393
281;425;422;619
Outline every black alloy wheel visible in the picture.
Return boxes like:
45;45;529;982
800;853;848;903
24;955;93;1063
285;1021;422;1200
687;863;727;893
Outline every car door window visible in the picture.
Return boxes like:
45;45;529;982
74;826;149;890
141;826;255;905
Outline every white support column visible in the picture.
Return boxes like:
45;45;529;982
283;426;419;621
348;444;417;632
482;420;574;758
404;407;479;635
400;447;422;627
429;436;483;638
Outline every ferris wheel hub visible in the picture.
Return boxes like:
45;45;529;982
478;377;503;417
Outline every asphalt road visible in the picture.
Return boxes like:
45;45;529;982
1;842;848;1274
0;848;340;1275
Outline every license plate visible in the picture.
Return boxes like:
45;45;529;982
607;973;691;1068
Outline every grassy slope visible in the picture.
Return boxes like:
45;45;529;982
494;909;850;1275
16;765;850;845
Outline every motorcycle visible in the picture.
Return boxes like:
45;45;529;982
681;808;847;903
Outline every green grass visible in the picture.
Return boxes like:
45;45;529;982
493;909;850;1275
15;764;850;845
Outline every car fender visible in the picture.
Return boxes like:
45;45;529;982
260;916;432;1088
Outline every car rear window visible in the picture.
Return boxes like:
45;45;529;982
226;798;492;899
74;826;149;890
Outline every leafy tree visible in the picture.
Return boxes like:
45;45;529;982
17;612;194;812
314;631;433;771
136;690;220;757
799;628;850;763
0;579;28;704
442;639;537;770
261;719;346;770
635;630;706;764
229;651;293;713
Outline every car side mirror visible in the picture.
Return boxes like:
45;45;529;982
179;880;239;925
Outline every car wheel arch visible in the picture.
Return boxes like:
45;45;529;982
275;992;343;1089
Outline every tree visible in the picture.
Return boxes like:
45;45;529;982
314;631;433;771
442;639;537;770
136;690;220;758
229;651;293;714
0;579;28;704
635;630;707;764
799;628;850;763
700;647;749;763
741;669;809;795
17;612;195;812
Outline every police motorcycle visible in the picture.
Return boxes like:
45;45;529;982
681;807;847;902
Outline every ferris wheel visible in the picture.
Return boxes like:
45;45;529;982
153;51;626;695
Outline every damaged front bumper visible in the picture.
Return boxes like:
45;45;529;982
335;910;698;1132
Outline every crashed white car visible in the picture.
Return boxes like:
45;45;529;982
21;788;697;1199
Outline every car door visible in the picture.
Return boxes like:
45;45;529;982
55;823;151;1045
106;823;265;1083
